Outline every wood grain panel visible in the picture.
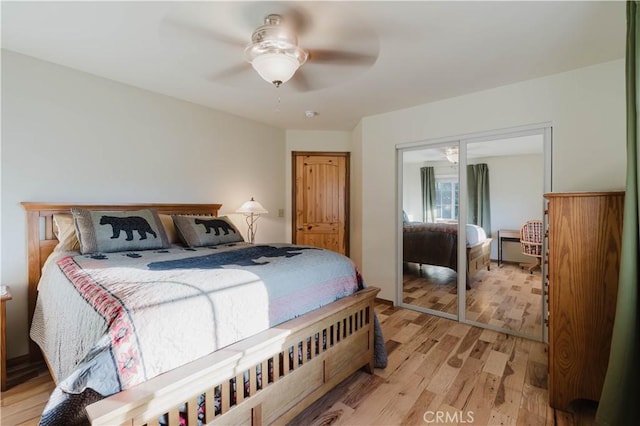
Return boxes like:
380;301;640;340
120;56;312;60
545;192;623;410
293;152;349;255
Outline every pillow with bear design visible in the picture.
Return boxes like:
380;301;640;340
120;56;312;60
172;215;244;247
71;208;170;254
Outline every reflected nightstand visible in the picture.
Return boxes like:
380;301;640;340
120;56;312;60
498;229;521;266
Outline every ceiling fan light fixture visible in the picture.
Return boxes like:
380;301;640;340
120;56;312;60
249;52;302;87
245;14;308;87
444;147;459;164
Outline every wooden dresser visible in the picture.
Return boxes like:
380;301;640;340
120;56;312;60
545;191;624;410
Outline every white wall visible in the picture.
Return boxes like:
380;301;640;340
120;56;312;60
284;130;352;245
402;161;423;222
356;59;626;301
482;153;544;262
1;50;287;358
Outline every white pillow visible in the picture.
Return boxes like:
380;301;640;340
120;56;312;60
53;214;81;252
466;224;487;246
159;214;181;245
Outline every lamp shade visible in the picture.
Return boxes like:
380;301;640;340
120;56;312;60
236;198;268;215
250;53;300;86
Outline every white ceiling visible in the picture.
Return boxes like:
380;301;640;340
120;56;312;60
403;134;543;163
1;1;625;131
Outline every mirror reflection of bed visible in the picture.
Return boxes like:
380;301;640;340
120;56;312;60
402;222;492;290
401;148;459;316
400;134;545;338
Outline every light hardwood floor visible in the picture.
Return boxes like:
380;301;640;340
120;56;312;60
291;302;594;426
403;261;543;337
1;302;595;426
0;370;54;426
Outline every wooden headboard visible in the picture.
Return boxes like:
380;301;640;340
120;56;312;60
20;202;222;360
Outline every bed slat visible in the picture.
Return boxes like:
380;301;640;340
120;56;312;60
235;373;244;404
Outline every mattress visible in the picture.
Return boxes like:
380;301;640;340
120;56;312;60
466;224;487;246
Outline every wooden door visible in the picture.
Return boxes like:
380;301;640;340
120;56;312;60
293;152;349;255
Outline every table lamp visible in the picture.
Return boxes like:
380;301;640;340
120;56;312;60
236;197;268;243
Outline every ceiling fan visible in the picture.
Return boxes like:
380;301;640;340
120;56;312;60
245;13;307;87
162;6;378;92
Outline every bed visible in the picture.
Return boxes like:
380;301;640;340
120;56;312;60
402;222;492;288
22;202;385;426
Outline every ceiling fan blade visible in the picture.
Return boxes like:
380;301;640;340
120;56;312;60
161;16;246;49
289;70;313;92
307;49;377;66
280;7;311;35
207;63;252;82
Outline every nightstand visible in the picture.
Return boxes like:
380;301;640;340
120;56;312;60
1;286;11;391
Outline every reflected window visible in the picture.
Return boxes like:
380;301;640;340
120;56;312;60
435;178;459;220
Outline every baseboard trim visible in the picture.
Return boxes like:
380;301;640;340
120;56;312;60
6;354;30;368
5;355;46;390
375;297;393;306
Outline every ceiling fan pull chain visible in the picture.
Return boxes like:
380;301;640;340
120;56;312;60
275;95;281;113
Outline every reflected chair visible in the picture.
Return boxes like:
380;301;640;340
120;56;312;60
520;220;543;273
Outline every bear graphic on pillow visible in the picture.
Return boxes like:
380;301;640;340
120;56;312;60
99;215;158;241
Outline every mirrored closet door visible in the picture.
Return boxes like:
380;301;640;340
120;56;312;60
398;126;550;341
463;134;545;339
400;145;460;320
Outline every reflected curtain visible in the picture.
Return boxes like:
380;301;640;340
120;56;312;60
596;2;639;424
467;163;491;235
421;166;436;222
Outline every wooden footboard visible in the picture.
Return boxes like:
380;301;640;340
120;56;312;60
86;286;379;426
467;238;492;279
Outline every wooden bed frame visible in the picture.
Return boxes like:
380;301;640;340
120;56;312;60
22;202;379;425
404;237;492;288
466;239;493;280
402;223;492;287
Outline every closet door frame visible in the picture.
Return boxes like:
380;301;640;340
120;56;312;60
396;122;552;342
397;141;461;321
